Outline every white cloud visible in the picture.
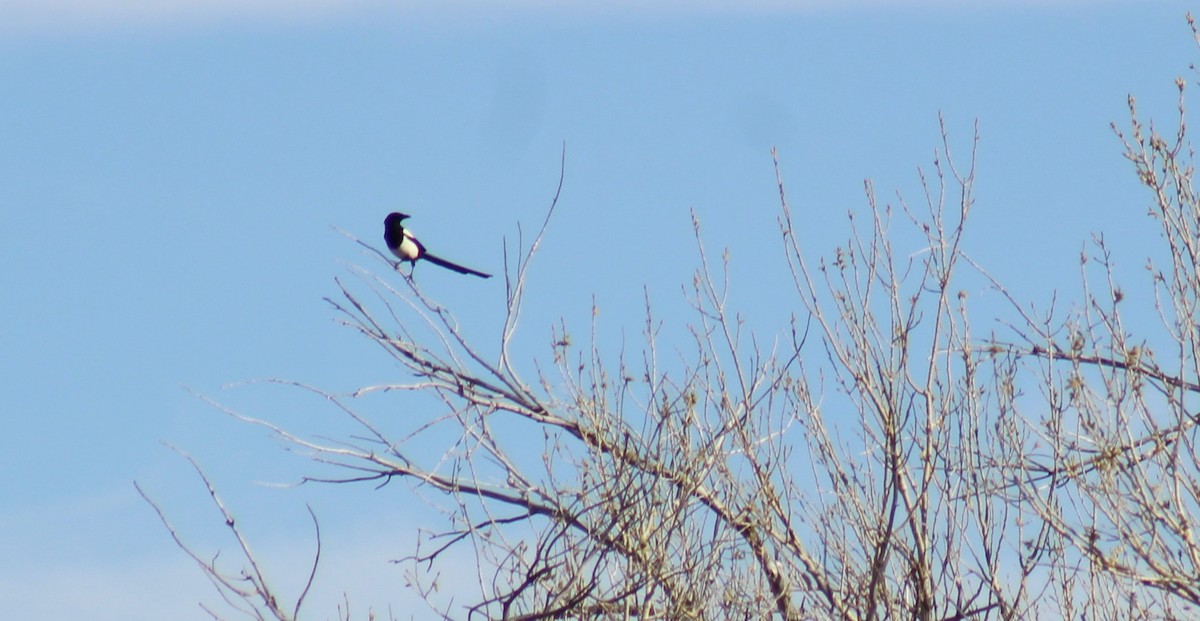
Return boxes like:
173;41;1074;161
2;555;214;621
0;508;440;620
0;0;388;36
0;0;1105;37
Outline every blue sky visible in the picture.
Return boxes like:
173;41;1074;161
1;1;1195;618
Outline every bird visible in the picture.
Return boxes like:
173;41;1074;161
383;212;492;278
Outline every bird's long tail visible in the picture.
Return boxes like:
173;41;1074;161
423;252;492;278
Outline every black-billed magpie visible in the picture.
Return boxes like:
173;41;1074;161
383;212;492;279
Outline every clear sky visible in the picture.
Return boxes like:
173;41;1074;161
1;1;1196;618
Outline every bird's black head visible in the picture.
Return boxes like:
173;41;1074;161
383;212;411;251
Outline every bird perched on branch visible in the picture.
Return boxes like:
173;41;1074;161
383;212;492;278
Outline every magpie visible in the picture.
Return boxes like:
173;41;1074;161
383;212;492;278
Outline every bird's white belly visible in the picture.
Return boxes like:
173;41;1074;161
397;232;420;260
